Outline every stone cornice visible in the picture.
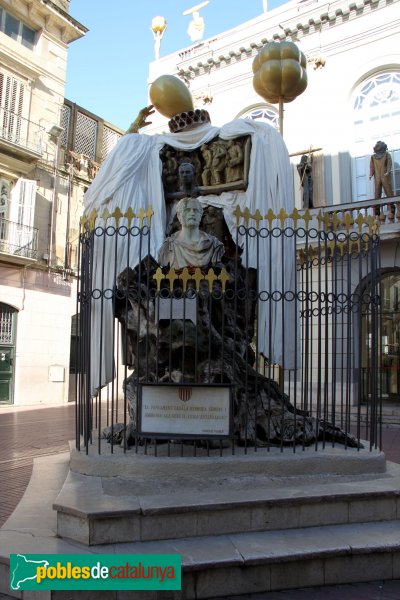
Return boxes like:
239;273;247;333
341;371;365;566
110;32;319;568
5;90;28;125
175;0;397;81
38;0;88;35
5;0;87;44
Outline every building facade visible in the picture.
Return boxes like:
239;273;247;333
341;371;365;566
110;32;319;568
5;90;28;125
146;0;400;410
0;0;122;406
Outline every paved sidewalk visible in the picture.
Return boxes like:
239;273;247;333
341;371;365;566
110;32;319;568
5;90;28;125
0;403;75;526
0;403;399;600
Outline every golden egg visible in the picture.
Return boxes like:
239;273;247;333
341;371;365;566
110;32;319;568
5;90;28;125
149;75;194;118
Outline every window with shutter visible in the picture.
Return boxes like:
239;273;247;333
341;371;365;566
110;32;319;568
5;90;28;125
0;71;25;145
10;179;36;227
9;179;36;254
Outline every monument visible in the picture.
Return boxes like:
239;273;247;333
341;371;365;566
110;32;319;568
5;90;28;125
80;73;365;449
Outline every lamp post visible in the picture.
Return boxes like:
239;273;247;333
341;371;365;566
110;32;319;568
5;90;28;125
151;16;167;61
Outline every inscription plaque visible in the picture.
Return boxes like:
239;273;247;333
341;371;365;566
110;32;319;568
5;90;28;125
139;385;231;437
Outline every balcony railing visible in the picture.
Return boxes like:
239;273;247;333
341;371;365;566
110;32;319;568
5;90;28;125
321;196;400;229
0;218;38;260
0;108;44;156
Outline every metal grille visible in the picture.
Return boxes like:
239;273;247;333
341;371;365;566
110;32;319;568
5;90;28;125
102;126;121;160
0;304;14;344
75;111;97;160
60;104;70;148
75;208;382;456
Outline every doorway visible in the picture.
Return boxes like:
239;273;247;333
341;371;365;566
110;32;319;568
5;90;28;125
0;303;17;404
361;271;400;404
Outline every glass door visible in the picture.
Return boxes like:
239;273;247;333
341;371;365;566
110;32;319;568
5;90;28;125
0;303;16;404
361;272;400;403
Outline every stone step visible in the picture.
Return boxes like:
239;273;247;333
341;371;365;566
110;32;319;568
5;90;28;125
9;521;400;600
2;454;400;600
54;455;400;545
92;520;400;599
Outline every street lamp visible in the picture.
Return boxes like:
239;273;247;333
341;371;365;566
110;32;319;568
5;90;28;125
151;16;167;61
47;124;63;139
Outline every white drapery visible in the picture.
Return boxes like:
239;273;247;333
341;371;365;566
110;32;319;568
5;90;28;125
83;119;296;395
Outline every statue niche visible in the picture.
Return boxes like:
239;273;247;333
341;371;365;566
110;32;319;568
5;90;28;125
160;135;251;201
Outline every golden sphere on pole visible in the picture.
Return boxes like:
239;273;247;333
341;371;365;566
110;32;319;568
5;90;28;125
149;75;194;118
151;16;167;35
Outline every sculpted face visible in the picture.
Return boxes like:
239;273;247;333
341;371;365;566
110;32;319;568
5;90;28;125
179;163;195;185
177;198;202;228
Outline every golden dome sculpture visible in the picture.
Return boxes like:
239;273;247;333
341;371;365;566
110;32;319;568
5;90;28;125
252;41;308;135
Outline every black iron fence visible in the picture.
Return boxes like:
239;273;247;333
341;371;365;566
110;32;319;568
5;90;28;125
75;207;381;455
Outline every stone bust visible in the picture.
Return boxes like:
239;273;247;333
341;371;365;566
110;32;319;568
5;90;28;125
158;197;224;269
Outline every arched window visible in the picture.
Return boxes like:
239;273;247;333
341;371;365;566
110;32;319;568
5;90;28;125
351;71;400;201
238;105;279;130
